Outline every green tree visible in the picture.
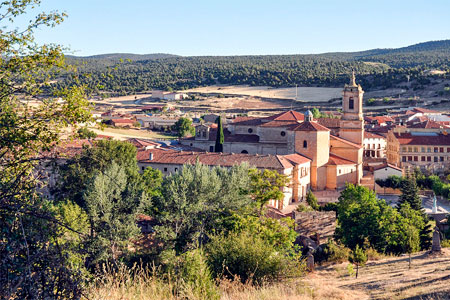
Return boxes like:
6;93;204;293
55;139;139;207
249;168;289;215
154;163;252;252
403;224;420;269
349;245;367;278
83;162;150;267
214;116;224;152
0;1;91;298
398;175;422;211
141;167;163;199
311;107;321;119
77;127;98;139
172;117;195;139
306;190;320;210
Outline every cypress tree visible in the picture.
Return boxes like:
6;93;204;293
397;175;422;211
215;116;224;152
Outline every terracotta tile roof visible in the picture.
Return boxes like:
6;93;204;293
412;107;440;114
365;116;394;125
291;121;330;132
330;135;363;149
373;163;402;172
327;153;356;165
137;148;307;170
283;153;311;165
111;118;134;124
265;110;304;122
127;138;161;149
393;132;450;146
364;132;385;139
408;120;446;129
232;117;263;126
317;118;341;129
260;120;300;128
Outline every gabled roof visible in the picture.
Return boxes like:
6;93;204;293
137;148;308;170
264;110;304;122
317;118;341;129
327;153;356;166
364;131;385;139
393;132;450;146
330;135;363;149
373;163;402;172
282;153;311;165
111;118;134;124
291;121;330;132
127;138;160;149
408;120;445;129
412;107;440;114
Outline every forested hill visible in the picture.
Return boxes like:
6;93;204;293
58;40;450;95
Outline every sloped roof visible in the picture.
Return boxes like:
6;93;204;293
264;110;304;122
330;135;363;149
412;107;440;114
393;132;450;146
317;118;341;129
291;121;330;132
127;138;160;149
327;153;356;166
283;153;311;165
408;120;446;129
373;163;402;172
137;148;308;170
364;131;385;139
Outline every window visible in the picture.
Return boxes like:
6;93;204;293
421;147;425;152
164;167;168;172
428;147;431;153
141;166;145;171
441;157;444;162
408;156;412;161
434;157;438;162
248;128;253;133
209;146;214;152
280;131;286;137
440;147;444;153
349;97;354;110
414;147;418;153
414;156;418;161
402;156;406;162
402;147;407;152
408;147;412;152
421;156;426;162
174;167;178;172
303;140;307;148
339;169;341;175
434;147;438;153
241;150;248;154
190;143;193;146
447;148;450;152
427;156;431;162
202;131;206;138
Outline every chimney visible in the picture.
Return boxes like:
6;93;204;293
149;152;154;160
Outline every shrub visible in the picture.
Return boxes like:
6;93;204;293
441;239;450;248
206;231;304;285
323;240;351;263
296;203;314;212
306;191;320;210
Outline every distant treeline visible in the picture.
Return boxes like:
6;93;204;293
55;40;450;96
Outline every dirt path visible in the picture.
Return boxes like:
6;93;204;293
312;249;450;300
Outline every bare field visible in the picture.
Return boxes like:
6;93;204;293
315;249;450;300
184;85;342;102
90;127;175;140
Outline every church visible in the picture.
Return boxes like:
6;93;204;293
181;74;365;192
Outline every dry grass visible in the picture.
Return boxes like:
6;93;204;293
87;249;450;300
90;127;175;140
316;249;450;300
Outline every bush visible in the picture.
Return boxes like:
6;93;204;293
296;203;314;212
206;232;304;285
306;191;320;210
442;239;450;248
323;240;351;263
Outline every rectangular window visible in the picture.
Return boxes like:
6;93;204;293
164;167;168;172
434;147;438;153
349;98;354;110
447;148;450;152
434;157;438;162
440;157;444;162
440;147;444;153
408;156;413;161
421;147;426;152
141;166;145;171
402;147;407;152
414;156;418;161
209;146;214;152
414;147;418;153
408;147;412;152
175;167;178;172
402;156;407;162
421;156;426;162
427;156;431;162
428;147;431;153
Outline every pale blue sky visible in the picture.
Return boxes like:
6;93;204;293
23;0;450;56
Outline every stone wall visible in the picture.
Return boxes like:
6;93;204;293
293;211;336;241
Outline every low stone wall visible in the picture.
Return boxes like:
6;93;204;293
293;211;336;241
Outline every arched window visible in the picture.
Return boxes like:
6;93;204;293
248;128;253;133
303;140;307;148
241;150;248;154
349;97;354;110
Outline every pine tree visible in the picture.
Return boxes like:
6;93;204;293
349;245;367;279
398;175;422;211
215;116;224;153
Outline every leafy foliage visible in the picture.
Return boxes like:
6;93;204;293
306;190;320;210
171;117;195;139
249;168;289;214
215;116;224;152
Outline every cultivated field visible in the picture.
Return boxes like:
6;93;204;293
184;85;342;102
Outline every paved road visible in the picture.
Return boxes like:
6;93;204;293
378;194;450;214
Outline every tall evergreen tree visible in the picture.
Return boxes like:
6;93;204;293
398;175;422;211
215;116;224;153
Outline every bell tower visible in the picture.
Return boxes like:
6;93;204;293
339;72;364;145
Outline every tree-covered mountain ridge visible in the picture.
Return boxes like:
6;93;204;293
59;40;450;94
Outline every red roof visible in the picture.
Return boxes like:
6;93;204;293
373;163;402;172
291;121;330;132
364;131;385;139
127;138;160;149
137;148;310;170
112;118;134;124
365;115;394;125
317;118;341;129
327;154;356;165
412;107;440;114
408;120;446;129
265;110;304;122
393;132;450;146
330;135;363;149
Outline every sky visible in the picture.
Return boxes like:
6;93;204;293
17;0;450;56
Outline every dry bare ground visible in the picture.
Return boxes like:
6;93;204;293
315;249;450;300
184;85;342;102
